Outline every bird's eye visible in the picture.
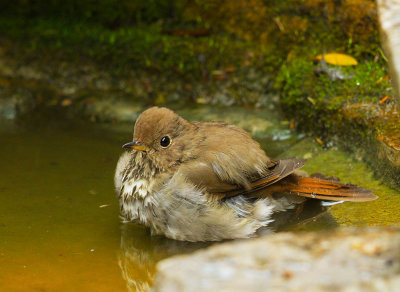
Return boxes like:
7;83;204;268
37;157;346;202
160;136;171;147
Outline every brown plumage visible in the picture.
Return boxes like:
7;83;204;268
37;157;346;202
114;107;376;241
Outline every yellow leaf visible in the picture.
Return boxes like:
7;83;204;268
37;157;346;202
316;53;358;66
211;70;225;76
315;137;324;146
195;97;208;104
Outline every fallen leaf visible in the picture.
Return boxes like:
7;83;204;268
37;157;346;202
225;67;236;73
61;99;72;107
379;95;389;104
212;75;226;80
282;270;293;279
315;53;358;66
307;96;316;105
212;70;226;80
195;97;208;104
211;70;225;76
315;137;324;146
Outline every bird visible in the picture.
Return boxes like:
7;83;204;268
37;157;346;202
114;107;376;242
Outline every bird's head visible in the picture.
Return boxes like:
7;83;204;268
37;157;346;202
123;107;196;170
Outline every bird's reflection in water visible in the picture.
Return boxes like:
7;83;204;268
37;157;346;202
118;224;211;292
266;198;338;233
118;199;338;292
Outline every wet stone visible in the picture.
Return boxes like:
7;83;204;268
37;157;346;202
377;0;400;102
151;228;400;292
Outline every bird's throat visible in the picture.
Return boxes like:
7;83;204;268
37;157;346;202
119;152;161;201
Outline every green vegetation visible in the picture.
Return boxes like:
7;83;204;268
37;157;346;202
0;16;283;80
276;54;391;135
0;0;183;26
0;0;392;111
283;139;400;226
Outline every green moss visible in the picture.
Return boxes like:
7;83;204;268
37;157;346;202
0;1;387;108
282;139;400;227
276;50;391;135
0;16;287;106
1;17;283;76
304;148;400;226
1;0;184;26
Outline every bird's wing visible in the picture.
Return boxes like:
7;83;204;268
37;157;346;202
217;170;377;202
178;121;290;193
180;156;377;202
179;157;305;196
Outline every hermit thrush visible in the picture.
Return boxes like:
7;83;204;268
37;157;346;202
114;107;376;241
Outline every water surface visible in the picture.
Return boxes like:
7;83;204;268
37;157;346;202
0;109;399;291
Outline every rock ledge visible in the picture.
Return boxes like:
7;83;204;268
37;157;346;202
151;228;400;292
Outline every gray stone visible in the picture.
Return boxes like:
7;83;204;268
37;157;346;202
84;99;143;122
377;0;400;102
16;66;44;80
151;228;400;292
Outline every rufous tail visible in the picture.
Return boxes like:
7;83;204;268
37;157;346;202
264;175;377;202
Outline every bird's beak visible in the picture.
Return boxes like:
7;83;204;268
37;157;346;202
122;140;149;151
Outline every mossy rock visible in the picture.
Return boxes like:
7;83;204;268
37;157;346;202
276;51;392;135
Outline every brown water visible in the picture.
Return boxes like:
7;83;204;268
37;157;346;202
0;112;399;291
0;121;126;291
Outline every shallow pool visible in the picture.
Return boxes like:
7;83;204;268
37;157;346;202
0;108;399;291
